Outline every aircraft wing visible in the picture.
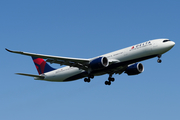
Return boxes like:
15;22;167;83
6;48;90;70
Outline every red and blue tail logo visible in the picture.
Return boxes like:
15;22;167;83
32;57;55;74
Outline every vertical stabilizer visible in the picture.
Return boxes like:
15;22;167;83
32;57;55;74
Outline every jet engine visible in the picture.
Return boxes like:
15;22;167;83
125;63;144;75
89;57;109;70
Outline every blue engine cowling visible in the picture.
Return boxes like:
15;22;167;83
125;63;144;75
89;57;109;70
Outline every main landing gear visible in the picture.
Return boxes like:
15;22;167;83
157;55;162;63
84;74;94;83
105;74;115;85
84;78;90;83
84;74;115;86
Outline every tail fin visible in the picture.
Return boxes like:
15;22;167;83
32;57;55;75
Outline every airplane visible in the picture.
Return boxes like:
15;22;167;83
6;38;175;85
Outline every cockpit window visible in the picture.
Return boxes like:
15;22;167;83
163;40;170;42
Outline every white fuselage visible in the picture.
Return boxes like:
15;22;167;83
39;39;175;82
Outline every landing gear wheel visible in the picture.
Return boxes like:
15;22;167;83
84;78;91;83
108;81;111;85
105;81;111;85
108;77;115;82
105;81;109;85
157;59;162;63
89;74;94;79
87;78;90;83
84;78;88;82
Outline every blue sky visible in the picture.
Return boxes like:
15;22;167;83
1;0;180;120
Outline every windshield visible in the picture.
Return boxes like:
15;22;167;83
163;40;170;43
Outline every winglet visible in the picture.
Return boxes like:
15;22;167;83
5;48;22;54
5;48;12;52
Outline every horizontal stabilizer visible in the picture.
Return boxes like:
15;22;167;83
16;73;44;79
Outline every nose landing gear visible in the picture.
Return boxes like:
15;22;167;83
157;55;162;63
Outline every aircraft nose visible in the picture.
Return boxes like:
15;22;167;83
166;41;175;50
170;41;175;47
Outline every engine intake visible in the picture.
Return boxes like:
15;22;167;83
125;63;144;75
89;57;109;70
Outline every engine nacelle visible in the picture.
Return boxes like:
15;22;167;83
125;63;144;75
89;57;109;70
